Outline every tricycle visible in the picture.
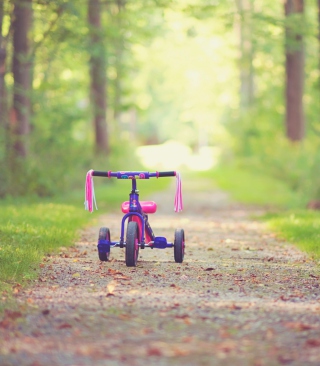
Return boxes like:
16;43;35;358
85;170;184;267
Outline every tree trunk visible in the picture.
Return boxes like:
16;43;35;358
318;0;320;86
235;0;254;110
88;0;109;155
0;0;8;147
11;0;32;158
113;0;126;123
284;0;305;141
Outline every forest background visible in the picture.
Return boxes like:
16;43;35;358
0;0;319;204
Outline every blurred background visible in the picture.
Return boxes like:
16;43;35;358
0;0;319;208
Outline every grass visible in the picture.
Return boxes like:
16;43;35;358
0;176;170;298
204;165;302;209
264;211;320;260
204;164;320;261
0;202;88;292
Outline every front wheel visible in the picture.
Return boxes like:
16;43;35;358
125;221;139;267
174;229;185;263
98;227;111;261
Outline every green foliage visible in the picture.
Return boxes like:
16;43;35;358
0;0;319;205
263;211;320;260
226;104;320;202
205;165;300;208
221;0;320;203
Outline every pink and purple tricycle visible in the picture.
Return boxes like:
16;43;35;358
85;170;184;267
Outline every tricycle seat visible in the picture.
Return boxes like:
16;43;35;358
121;201;157;214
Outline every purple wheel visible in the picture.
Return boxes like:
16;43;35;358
125;221;139;267
174;229;185;263
98;227;111;261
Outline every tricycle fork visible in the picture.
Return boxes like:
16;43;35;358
119;213;145;247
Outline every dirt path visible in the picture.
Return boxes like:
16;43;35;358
1;178;320;366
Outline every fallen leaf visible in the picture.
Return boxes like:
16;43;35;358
108;269;123;275
278;355;294;365
171;346;190;356
147;347;162;356
180;275;188;281
306;339;320;347
284;322;314;331
0;319;11;329
58;323;72;329
216;340;237;353
114;275;131;281
107;280;117;294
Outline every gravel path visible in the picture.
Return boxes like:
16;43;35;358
1;178;320;366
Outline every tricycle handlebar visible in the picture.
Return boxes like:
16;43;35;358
85;169;182;213
92;171;176;179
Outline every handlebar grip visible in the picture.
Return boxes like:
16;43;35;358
91;170;176;178
92;171;108;177
158;171;176;177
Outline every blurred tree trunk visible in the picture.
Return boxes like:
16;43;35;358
113;0;126;123
11;0;32;158
284;0;305;141
318;0;320;84
0;1;9;156
88;0;109;155
0;1;7;130
235;0;254;110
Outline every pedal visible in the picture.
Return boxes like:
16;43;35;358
153;237;167;249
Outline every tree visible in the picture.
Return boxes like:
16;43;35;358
88;0;109;155
284;0;305;141
11;0;33;158
0;1;11;161
235;0;255;110
113;0;126;124
318;0;320;83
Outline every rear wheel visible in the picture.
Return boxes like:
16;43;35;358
126;221;139;267
98;227;111;261
174;229;185;263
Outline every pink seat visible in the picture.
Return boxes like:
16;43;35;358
121;201;157;214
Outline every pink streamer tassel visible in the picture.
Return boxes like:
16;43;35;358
85;170;98;212
174;172;183;212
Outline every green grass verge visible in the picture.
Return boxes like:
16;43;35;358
0;201;88;293
263;211;320;260
204;165;301;209
203;165;319;260
0;177;170;298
